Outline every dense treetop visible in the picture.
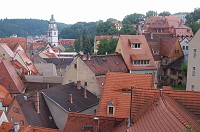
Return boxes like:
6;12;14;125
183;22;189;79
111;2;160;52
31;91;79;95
0;18;69;37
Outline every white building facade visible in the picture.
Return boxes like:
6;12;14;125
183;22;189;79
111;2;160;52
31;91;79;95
47;15;58;47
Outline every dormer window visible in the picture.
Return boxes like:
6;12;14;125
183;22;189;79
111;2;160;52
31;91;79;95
133;60;150;66
107;102;115;115
131;43;141;49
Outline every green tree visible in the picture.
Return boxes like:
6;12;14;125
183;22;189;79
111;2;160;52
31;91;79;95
74;29;82;52
122;13;145;24
97;38;118;55
189;22;200;34
120;24;136;35
96;20;118;35
158;11;171;17
186;8;200;24
84;35;92;54
146;10;158;18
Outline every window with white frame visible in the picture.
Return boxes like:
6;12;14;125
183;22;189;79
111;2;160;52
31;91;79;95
193;49;197;58
131;43;141;49
182;46;185;50
186;46;188;50
133;60;150;66
107;102;115;115
192;67;196;76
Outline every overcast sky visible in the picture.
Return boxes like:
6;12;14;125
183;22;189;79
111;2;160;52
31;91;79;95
1;0;199;24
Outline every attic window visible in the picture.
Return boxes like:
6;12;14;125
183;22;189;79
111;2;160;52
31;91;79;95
107;102;115;115
122;89;131;93
131;43;141;49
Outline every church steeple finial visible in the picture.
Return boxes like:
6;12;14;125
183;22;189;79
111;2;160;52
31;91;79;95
50;14;56;23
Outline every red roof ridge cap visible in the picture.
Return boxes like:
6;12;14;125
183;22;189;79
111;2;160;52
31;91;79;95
161;94;190;128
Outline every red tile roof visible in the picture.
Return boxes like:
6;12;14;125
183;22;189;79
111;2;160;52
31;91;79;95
97;72;154;118
40;45;58;58
0;37;27;51
116;35;157;71
127;89;200;132
159;37;179;57
30;42;46;50
83;54;129;75
0;122;61;132
0;43;14;58
64;112;126;132
59;39;76;45
95;36;114;41
21;125;62;132
0;59;25;94
96;76;106;91
14;50;40;75
0;84;12;106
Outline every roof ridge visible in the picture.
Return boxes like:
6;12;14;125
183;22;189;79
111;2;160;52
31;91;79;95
161;93;190;128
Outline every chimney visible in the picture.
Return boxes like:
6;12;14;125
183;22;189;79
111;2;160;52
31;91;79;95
70;94;73;103
13;122;20;132
35;91;40;113
87;53;91;60
84;88;87;98
77;81;81;89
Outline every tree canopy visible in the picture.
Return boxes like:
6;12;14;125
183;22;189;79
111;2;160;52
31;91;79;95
158;11;171;17
146;10;158;18
0;19;68;37
96;20;118;35
122;13;145;25
185;8;200;24
97;38;118;55
120;24;136;35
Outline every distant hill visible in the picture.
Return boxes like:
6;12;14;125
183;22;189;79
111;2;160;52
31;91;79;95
0;19;70;37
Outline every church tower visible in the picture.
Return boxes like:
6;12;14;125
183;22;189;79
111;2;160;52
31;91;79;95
47;14;58;47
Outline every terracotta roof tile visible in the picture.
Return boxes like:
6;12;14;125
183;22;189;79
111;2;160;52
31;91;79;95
127;89;200;132
116;35;157;71
83;54;129;75
0;59;25;94
14;50;40;75
95;36;114;41
64;112;126;132
59;39;76;45
0;43;14;58
0;122;61;132
0;37;27;51
97;72;154;118
160;37;179;57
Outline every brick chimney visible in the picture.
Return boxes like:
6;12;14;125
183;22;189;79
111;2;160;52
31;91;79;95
70;94;73;103
77;81;81;89
35;91;40;114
